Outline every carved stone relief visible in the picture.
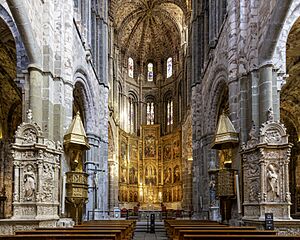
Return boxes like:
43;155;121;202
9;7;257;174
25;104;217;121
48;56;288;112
11;115;62;220
242;118;292;220
23;164;36;201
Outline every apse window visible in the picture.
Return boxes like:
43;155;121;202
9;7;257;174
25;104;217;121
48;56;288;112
167;99;173;126
129;96;136;133
167;57;172;78
128;57;134;78
148;63;154;82
147;102;155;125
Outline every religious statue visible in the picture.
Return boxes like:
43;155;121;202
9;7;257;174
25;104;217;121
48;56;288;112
267;107;274;122
24;165;35;201
209;177;216;206
129;166;138;184
121;142;127;167
121;168;127;183
27;109;33;122
267;164;279;199
173;165;180;183
164;167;172;184
173;139;180;158
249;121;257;141
164;145;172;160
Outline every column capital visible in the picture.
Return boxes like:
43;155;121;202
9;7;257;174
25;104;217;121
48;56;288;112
259;61;274;69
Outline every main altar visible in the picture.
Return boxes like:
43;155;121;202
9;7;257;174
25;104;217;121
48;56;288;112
118;124;184;210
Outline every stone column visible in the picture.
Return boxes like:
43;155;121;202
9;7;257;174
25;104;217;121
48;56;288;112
250;70;259;128
28;66;43;128
13;162;20;203
259;64;273;124
84;151;96;220
240;75;248;143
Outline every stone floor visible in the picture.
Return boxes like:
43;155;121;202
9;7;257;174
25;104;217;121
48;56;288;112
133;221;168;240
133;232;168;240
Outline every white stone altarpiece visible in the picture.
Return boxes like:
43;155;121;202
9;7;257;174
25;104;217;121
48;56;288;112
11;111;62;220
241;111;292;220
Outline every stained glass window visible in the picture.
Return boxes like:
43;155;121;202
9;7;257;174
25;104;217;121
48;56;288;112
147;102;155;125
148;63;153;81
167;57;172;78
128;57;134;78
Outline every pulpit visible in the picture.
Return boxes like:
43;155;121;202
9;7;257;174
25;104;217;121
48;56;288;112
64;112;90;224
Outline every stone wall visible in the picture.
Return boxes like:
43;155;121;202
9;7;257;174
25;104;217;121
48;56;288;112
0;0;109;222
191;0;300;224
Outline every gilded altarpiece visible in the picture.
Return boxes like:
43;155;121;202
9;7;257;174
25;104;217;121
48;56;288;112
141;125;160;206
118;125;182;209
162;132;182;207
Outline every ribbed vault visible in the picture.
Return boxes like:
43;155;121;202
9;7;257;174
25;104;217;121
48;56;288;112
110;0;189;61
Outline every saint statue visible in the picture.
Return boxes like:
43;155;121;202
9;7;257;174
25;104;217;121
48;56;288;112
24;165;35;201
267;164;279;198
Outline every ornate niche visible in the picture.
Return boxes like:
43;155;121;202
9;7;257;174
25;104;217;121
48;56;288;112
11;111;62;220
241;112;292;220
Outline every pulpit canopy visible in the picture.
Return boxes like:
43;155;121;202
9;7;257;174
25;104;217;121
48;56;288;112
212;112;239;150
64;112;90;150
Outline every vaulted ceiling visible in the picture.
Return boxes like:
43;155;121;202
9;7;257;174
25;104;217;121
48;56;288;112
0;17;21;139
110;0;190;62
281;17;300;137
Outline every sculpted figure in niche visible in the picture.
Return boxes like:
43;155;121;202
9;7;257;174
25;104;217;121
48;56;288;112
173;165;180;183
121;142;127;167
23;128;37;143
164;145;172;160
209;176;216;206
173;139;180;158
134;192;138;202
164;167;172;184
267;164;279;199
24;165;35;201
121;168;127;183
129;166;138;184
249;180;259;202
